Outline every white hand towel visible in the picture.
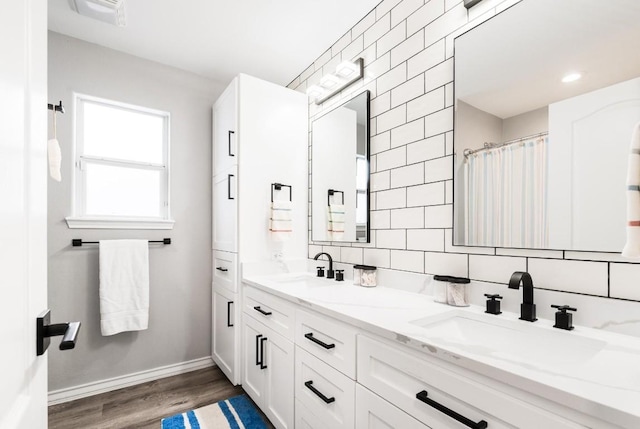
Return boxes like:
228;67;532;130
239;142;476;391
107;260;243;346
48;138;62;182
270;200;292;242
622;122;640;258
99;240;150;336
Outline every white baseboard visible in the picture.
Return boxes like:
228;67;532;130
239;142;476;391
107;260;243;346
48;356;215;406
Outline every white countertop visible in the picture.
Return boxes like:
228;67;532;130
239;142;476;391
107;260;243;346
243;271;640;429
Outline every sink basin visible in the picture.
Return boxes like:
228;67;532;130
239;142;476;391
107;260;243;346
410;311;607;368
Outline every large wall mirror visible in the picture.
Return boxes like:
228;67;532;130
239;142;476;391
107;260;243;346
453;0;640;252
311;91;370;243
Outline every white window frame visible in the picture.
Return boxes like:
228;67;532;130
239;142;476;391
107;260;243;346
65;93;174;229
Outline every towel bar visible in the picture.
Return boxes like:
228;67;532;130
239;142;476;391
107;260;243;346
271;183;292;202
72;238;171;246
327;189;344;206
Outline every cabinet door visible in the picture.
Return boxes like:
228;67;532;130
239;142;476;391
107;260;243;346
263;328;295;429
242;314;267;406
213;79;237;175
212;285;239;385
212;169;237;252
355;384;429;429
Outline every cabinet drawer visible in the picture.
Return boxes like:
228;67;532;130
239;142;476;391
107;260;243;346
243;286;295;340
212;250;237;293
357;335;585;429
355;384;429;429
295;309;357;379
295;399;330;429
295;347;355;429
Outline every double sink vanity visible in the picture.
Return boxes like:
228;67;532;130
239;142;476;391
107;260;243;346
241;264;640;429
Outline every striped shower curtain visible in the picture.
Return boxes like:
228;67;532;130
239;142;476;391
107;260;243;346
464;136;549;248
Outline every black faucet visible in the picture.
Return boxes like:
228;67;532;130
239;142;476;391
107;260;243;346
313;252;334;279
508;271;537;322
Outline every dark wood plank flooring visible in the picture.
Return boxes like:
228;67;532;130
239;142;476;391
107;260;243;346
48;366;274;429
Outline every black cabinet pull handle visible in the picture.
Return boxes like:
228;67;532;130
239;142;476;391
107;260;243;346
216;266;229;272
255;334;262;366
228;130;235;157
253;306;272;316
226;301;233;327
260;337;268;369
304;380;335;404
416;390;487;429
304;333;335;349
227;174;235;200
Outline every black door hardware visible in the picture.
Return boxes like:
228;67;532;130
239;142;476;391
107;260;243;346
216;266;229;272
253;306;272;316
228;130;235;156
416;390;487;429
226;301;234;327
304;333;336;349
259;337;268;369
255;334;262;366
37;309;81;356
227;174;235;200
304;380;335;404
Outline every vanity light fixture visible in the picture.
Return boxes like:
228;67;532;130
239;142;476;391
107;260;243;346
561;72;582;83
464;0;483;9
306;58;364;105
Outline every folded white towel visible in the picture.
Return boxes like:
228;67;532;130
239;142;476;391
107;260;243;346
622;122;640;258
270;201;292;242
48;138;62;182
99;240;150;336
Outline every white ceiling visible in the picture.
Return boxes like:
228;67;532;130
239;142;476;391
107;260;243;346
455;0;640;119
48;0;380;87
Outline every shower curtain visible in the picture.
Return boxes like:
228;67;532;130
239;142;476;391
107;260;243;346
465;135;548;248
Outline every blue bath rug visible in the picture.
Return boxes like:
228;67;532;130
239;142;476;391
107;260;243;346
161;394;267;429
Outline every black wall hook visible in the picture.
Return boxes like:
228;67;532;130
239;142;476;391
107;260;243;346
47;100;65;114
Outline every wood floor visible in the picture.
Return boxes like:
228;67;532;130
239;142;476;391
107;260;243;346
48;366;275;429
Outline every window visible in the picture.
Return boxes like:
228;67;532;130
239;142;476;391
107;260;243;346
66;94;173;229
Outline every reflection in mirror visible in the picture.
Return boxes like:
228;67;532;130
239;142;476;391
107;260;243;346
453;0;640;252
312;91;370;243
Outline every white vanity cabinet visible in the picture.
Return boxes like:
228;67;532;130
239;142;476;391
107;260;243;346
242;288;295;429
210;74;307;386
357;334;586;429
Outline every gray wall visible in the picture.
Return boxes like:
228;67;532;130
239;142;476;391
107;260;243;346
47;32;224;391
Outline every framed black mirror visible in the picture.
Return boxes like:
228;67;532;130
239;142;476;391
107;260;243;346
453;0;640;252
311;90;370;243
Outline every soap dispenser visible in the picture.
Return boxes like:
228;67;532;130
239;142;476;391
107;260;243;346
551;305;577;330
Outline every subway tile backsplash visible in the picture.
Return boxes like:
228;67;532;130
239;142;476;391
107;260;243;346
294;0;640;304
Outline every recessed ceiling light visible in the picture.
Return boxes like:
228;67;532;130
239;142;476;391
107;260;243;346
561;72;582;83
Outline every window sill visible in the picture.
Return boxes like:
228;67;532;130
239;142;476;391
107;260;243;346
65;217;175;230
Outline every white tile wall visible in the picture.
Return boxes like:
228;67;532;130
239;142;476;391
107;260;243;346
391;249;424;272
294;0;640;306
390;163;424;188
390;207;424;229
377;229;407;249
469;255;526;284
610;263;640;301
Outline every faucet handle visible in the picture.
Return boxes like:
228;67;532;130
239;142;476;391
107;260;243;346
316;266;325;277
551;304;577;330
484;294;503;315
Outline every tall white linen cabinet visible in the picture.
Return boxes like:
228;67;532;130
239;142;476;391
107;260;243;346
211;74;308;386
